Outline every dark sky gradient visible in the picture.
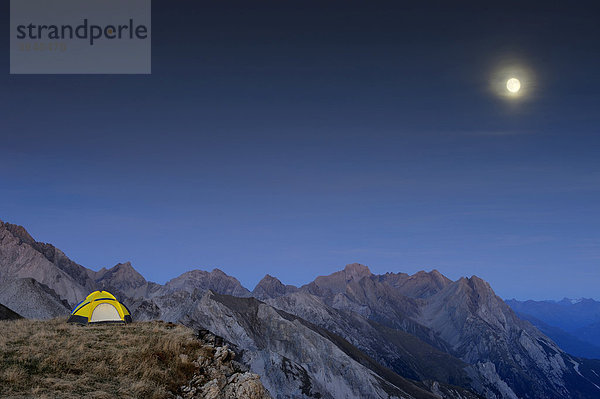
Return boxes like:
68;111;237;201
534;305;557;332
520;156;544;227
1;2;599;299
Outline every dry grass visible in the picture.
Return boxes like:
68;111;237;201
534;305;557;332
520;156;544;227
0;319;210;399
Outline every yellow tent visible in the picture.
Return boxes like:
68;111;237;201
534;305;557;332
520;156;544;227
67;290;132;325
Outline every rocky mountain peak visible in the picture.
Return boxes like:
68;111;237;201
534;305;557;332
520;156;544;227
210;268;228;277
255;274;283;290
304;263;374;296
260;274;279;283
97;262;147;287
411;270;451;286
429;269;449;281
378;269;452;299
252;274;297;300
466;275;494;296
448;276;497;305
113;261;138;275
162;268;252;298
91;261;161;300
425;275;518;338
344;263;372;279
0;220;92;305
1;221;36;246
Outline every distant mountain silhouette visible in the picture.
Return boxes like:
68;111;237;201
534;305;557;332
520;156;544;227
506;298;600;332
576;320;600;350
507;298;600;355
511;310;600;359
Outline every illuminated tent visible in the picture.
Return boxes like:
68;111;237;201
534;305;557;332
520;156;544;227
67;290;132;325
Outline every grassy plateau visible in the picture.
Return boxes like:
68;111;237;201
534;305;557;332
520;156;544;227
0;319;209;399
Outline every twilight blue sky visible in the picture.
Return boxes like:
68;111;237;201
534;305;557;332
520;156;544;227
1;1;599;300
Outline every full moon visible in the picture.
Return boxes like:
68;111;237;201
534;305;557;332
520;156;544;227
506;78;521;93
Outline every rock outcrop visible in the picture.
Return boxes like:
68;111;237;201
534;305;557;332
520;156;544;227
179;330;272;399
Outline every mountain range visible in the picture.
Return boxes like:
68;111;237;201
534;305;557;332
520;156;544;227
506;298;600;359
1;218;600;399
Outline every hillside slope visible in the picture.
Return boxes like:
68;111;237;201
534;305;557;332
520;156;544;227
0;278;70;319
0;319;271;399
